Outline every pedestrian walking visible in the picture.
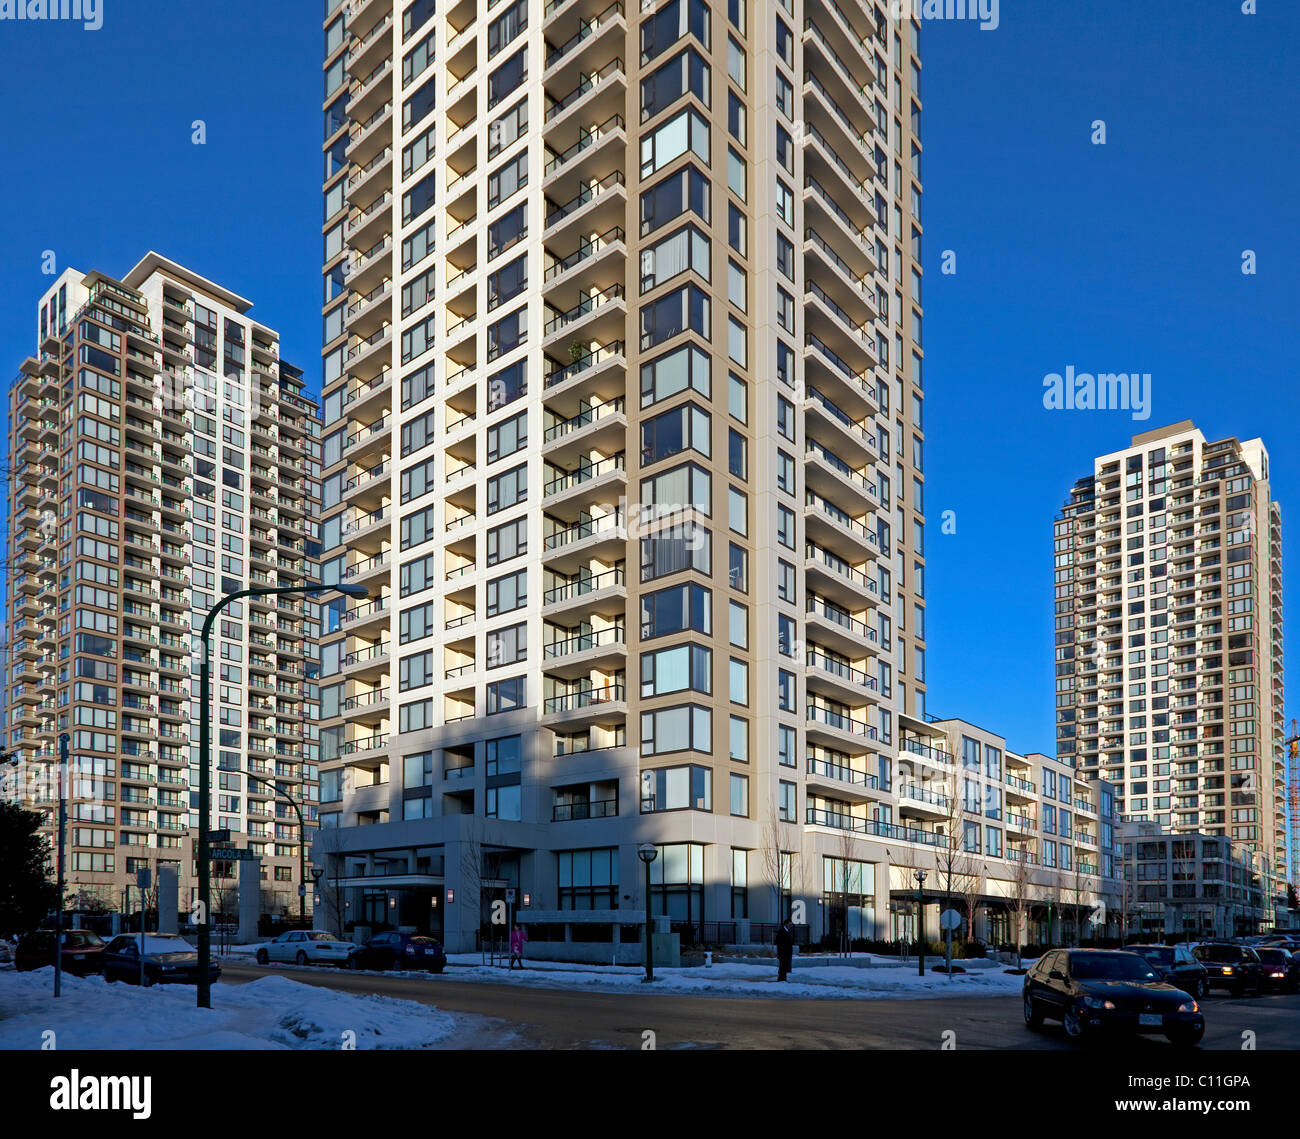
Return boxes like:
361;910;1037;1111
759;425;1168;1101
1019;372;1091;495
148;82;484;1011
775;918;794;982
509;922;528;970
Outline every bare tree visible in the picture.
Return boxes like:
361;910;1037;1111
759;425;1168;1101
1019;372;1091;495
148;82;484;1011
1004;852;1040;970
835;825;862;956
955;861;988;953
932;766;980;971
459;817;487;949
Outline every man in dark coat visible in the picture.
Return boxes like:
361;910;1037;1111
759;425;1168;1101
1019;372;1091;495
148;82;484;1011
775;919;794;982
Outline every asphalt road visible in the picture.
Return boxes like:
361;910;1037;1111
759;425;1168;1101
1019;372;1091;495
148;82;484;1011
219;961;1300;1050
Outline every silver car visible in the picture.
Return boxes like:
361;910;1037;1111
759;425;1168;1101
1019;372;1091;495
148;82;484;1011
256;930;357;967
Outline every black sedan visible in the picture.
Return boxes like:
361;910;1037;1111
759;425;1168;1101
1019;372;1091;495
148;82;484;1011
1125;944;1210;1000
102;934;222;987
1023;949;1204;1046
1190;942;1263;997
1255;948;1300;993
347;932;446;973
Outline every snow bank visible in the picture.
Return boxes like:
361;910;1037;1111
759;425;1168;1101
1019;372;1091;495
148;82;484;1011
0;969;467;1050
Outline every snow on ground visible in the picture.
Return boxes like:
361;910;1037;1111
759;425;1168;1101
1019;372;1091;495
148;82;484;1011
243;950;1032;1001
0;969;473;1050
429;954;1031;999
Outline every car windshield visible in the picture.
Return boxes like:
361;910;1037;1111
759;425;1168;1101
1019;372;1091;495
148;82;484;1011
410;937;440;946
1135;947;1173;966
306;932;339;942
1257;950;1289;964
1070;953;1158;982
64;931;103;947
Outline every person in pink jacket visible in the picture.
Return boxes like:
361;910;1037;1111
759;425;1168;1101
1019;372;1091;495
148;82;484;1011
509;923;528;970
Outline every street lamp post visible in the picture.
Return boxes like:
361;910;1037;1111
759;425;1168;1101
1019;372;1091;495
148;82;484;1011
246;770;309;926
637;843;658;983
914;869;927;977
197;582;367;1010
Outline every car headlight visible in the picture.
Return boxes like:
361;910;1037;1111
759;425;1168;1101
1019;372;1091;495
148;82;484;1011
1271;971;1286;978
1221;966;1234;974
1176;1001;1199;1013
1081;996;1116;1010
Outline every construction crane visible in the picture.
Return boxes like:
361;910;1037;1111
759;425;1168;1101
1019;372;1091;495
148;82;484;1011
1289;719;1300;891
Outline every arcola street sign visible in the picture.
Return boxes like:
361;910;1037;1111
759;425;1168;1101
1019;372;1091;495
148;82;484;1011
210;847;257;861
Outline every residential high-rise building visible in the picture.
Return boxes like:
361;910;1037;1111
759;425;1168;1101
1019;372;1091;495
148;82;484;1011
2;253;323;920
1055;421;1286;910
317;0;930;951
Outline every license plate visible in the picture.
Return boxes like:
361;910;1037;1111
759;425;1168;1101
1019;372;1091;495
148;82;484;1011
1139;1013;1162;1026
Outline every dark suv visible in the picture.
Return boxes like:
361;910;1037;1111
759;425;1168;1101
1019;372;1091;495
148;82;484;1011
1126;945;1210;1000
14;929;106;975
1190;942;1263;996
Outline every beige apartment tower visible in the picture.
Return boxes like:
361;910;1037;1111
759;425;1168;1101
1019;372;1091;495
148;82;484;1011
2;254;323;922
317;0;936;951
1055;421;1286;909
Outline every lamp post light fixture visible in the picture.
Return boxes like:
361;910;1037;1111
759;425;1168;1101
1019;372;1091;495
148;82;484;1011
637;843;658;983
197;582;369;1010
914;869;928;977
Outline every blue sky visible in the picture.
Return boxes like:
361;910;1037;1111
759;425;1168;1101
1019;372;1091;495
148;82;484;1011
0;0;1295;755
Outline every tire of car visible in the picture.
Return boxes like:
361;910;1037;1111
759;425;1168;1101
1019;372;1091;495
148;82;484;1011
255;949;269;965
1023;994;1044;1029
141;969;156;988
430;962;445;975
1196;976;1209;1000
296;951;309;966
1062;1005;1090;1043
347;954;361;970
1166;1025;1204;1048
1232;980;1246;998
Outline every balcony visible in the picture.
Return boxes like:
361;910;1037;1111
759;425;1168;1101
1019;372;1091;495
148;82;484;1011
897;782;952;821
542;450;626;510
899;736;953;768
543;0;624;90
542;566;627;621
540;683;627;728
806;756;879;801
552;798;618;822
805;595;878;657
542;624;627;676
806;701;876;753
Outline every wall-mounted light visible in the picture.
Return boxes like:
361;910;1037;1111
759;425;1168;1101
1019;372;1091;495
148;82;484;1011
447;888;455;903
523;893;531;907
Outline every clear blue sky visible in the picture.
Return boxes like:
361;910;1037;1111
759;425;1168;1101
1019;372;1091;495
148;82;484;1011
0;0;1295;755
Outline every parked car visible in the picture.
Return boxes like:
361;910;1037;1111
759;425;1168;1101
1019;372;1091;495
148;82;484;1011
256;930;358;967
15;929;105;975
101;934;221;986
1023;948;1204;1046
1189;942;1263;996
1125;944;1211;1000
348;932;446;973
1254;947;1300;993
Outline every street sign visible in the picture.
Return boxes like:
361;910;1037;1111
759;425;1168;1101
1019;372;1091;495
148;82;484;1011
210;847;256;861
298;884;306;897
210;829;232;843
505;888;516;903
939;909;962;932
136;867;152;890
